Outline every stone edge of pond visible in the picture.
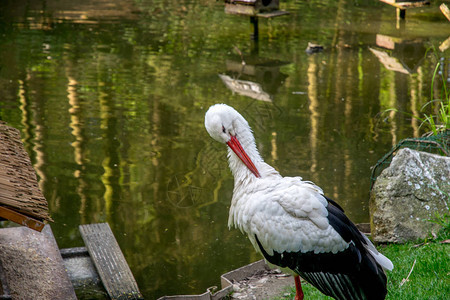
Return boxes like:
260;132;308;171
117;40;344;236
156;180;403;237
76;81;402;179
157;224;371;300
156;259;271;300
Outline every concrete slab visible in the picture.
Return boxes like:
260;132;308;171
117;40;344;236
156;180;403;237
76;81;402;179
0;225;77;300
158;260;295;300
60;247;107;299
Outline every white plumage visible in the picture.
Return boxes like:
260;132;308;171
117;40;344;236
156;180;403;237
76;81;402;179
205;104;393;300
231;177;348;255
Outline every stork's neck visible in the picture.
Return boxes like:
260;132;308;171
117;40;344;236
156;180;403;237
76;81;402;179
227;148;260;180
226;116;281;183
226;118;281;230
227;117;262;178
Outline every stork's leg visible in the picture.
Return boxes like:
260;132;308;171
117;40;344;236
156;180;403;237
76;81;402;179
294;275;304;300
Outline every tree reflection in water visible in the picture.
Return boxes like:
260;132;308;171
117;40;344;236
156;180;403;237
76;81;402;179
0;0;448;298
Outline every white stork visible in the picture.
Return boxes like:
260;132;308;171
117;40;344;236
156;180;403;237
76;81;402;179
204;104;393;300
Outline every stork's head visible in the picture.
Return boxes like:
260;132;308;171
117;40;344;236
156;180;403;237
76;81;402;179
204;104;237;144
205;104;261;178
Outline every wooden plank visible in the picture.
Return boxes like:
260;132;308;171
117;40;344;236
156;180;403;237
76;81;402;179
79;223;143;300
379;0;430;9
0;206;45;232
225;3;256;16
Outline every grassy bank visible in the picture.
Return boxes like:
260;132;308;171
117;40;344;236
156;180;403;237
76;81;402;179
277;220;450;300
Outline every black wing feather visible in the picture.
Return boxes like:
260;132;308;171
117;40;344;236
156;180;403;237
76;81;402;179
325;195;345;212
325;196;366;248
254;195;388;300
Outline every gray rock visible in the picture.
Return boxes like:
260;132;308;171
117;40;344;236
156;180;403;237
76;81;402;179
370;148;450;243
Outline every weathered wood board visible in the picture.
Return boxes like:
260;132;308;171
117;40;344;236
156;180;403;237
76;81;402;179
379;0;430;19
0;206;45;231
0;122;52;222
379;0;430;9
79;223;143;300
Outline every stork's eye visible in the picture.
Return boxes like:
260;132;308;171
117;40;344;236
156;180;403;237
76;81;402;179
222;126;226;133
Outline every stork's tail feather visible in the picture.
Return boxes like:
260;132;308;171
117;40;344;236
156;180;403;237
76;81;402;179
296;253;388;300
255;234;389;300
362;235;394;271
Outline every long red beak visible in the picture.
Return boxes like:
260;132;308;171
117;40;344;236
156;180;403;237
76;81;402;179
226;135;261;178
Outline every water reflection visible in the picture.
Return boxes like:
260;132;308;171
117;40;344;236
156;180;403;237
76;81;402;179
371;34;427;75
439;36;450;52
306;53;320;183
219;74;272;102
370;34;430;139
6;0;139;26
219;41;289;102
219;51;289;102
0;0;449;299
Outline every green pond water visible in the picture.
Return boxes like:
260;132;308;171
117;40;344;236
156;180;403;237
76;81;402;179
0;0;449;298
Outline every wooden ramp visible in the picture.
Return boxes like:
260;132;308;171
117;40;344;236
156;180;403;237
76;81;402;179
379;0;430;19
79;223;143;300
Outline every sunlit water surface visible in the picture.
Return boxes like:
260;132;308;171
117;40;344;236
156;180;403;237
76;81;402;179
0;0;449;298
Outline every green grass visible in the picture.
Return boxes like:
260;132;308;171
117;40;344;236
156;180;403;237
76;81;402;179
276;221;450;300
422;58;450;135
